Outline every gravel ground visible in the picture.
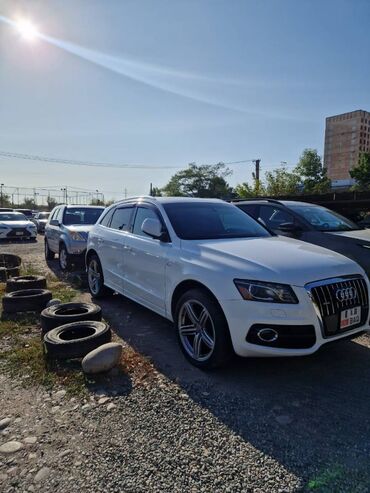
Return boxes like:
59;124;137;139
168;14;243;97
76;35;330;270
1;239;370;492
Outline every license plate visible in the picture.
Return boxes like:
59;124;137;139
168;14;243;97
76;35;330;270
15;232;24;236
340;306;361;329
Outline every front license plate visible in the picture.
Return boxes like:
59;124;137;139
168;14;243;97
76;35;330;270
340;306;361;329
15;232;24;236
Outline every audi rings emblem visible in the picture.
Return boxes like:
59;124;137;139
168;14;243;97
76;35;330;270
335;287;357;302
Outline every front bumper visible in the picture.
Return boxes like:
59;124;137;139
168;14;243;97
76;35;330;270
0;228;36;240
221;284;370;357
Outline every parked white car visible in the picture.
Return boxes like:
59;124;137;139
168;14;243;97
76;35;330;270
86;197;370;368
0;211;37;241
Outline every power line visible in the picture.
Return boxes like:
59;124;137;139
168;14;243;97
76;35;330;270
0;150;258;171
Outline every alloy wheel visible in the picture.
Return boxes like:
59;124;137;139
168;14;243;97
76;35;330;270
178;299;215;362
88;259;101;295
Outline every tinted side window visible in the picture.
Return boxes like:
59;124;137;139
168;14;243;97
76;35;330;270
237;204;259;218
110;207;134;231
55;207;64;223
259;206;294;229
132;207;160;237
50;208;59;221
99;208;115;227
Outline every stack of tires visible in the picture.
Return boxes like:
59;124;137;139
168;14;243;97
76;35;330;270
2;275;52;314
41;302;111;360
0;258;117;372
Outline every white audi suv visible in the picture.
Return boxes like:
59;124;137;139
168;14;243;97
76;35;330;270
86;197;370;368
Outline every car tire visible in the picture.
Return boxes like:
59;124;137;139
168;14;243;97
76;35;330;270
2;289;53;314
43;321;111;360
87;254;112;298
59;244;71;271
41;302;102;335
44;240;55;260
175;288;234;369
6;275;47;293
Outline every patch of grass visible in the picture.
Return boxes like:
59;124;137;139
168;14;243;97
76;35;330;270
305;464;370;492
0;272;85;395
0;337;87;395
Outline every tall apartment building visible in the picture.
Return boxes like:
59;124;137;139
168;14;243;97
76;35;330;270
324;109;370;186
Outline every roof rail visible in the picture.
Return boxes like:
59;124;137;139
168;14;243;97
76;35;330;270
231;198;283;205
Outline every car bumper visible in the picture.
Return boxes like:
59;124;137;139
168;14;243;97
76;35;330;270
220;285;370;357
0;229;36;240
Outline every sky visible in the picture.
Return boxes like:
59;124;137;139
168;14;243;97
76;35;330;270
0;0;369;203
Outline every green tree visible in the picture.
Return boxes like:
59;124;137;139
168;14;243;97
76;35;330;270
151;187;162;197
294;149;330;193
161;162;233;198
0;193;11;208
46;196;58;210
234;174;266;198
265;166;301;196
350;152;370;190
90;198;105;206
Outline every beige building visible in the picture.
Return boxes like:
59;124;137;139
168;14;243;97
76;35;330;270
324;109;370;185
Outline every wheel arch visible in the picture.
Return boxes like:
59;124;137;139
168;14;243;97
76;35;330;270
171;279;225;321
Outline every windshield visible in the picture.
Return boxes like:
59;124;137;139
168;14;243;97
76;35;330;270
163;202;271;240
63;208;104;226
38;212;50;220
287;204;359;232
0;213;27;222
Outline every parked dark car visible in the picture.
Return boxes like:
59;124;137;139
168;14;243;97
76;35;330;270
235;199;370;277
15;208;34;219
33;211;50;233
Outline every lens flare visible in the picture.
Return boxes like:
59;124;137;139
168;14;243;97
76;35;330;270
15;19;39;41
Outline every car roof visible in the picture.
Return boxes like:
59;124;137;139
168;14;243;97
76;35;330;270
61;205;105;209
111;196;224;206
234;199;321;208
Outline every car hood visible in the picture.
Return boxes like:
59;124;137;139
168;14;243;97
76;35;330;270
65;225;94;234
182;236;363;287
0;221;34;228
327;229;370;243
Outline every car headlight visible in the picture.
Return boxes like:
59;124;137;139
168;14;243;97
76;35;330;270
234;279;298;304
70;231;86;241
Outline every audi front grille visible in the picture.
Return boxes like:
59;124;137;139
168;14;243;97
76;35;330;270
306;276;369;337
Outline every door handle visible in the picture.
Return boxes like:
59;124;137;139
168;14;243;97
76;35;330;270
123;245;132;252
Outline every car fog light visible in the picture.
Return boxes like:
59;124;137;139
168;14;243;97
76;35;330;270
256;328;279;343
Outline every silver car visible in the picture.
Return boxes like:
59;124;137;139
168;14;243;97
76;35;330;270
0;211;37;241
44;205;105;270
33;211;50;233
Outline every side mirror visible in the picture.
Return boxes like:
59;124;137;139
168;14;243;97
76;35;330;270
141;218;165;240
50;219;60;226
278;222;302;234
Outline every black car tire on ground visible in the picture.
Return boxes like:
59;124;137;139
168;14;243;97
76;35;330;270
5;267;20;278
43;321;111;359
2;289;53;314
6;275;47;293
40;302;102;335
44;240;55;260
175;288;234;370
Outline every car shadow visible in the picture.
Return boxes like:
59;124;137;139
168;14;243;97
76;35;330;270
95;293;370;487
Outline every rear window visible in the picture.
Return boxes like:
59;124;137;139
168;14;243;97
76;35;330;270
0;213;27;222
63;208;104;226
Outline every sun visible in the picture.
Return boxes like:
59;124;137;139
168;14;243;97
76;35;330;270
15;19;39;41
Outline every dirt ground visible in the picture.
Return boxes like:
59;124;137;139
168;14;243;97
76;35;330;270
1;238;370;492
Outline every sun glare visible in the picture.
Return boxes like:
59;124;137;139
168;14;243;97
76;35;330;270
15;19;39;41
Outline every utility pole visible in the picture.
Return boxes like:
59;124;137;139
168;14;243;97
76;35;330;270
17;188;20;206
0;183;4;207
253;159;261;182
149;183;153;196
